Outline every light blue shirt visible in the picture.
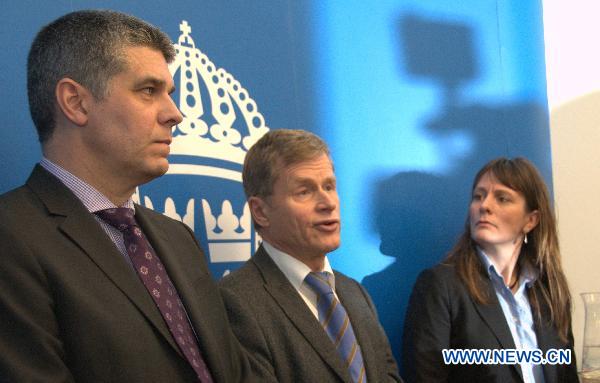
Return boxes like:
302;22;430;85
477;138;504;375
478;248;545;383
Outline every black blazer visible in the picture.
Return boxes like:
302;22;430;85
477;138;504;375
0;165;250;382
402;262;579;383
219;245;402;383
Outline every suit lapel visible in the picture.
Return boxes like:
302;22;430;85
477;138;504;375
471;277;523;381
133;206;193;355
27;166;180;354
335;275;377;383
136;205;231;369
253;247;353;383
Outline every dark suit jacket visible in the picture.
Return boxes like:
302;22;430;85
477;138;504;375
0;165;250;383
219;245;402;383
402;262;579;383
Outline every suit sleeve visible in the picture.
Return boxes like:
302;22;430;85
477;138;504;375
219;285;279;383
563;322;580;383
357;283;404;382
402;268;452;383
0;224;75;383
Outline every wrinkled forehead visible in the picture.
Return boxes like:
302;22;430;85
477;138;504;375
270;154;333;187
279;153;333;174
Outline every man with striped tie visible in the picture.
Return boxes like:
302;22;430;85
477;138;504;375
220;129;402;383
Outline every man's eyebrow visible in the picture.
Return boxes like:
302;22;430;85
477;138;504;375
134;76;176;93
290;177;311;185
134;76;163;87
290;176;336;185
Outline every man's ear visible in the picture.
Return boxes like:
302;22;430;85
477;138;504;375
55;78;93;126
248;196;270;228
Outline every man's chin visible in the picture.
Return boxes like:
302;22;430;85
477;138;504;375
154;157;170;173
139;162;169;184
322;240;341;254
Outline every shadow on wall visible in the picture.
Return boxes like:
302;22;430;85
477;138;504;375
361;12;552;368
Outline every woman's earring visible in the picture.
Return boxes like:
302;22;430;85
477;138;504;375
524;233;528;244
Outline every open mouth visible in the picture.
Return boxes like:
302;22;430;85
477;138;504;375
314;219;340;232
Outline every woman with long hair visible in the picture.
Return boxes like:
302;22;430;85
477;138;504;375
402;157;578;382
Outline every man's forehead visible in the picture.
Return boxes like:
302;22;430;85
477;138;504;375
120;46;172;76
282;157;335;180
116;46;174;88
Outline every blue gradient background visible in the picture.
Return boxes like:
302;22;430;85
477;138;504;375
0;0;550;366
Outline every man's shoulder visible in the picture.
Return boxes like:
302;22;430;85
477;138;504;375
332;269;365;292
219;258;262;291
220;245;278;289
0;183;43;221
0;180;34;202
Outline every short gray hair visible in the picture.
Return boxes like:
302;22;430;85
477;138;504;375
27;10;176;143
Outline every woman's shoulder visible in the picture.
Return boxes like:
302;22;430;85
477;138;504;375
418;261;459;282
413;261;473;299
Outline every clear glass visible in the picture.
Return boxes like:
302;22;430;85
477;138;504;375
581;292;600;383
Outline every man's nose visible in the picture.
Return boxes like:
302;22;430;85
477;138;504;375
160;93;184;128
316;190;337;211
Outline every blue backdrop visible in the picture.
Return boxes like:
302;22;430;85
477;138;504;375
0;0;551;366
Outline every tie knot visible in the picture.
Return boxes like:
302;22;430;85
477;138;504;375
95;208;137;233
304;271;335;297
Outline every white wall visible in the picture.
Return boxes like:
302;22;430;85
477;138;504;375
543;0;600;368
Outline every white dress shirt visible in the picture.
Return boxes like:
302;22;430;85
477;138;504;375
262;241;337;320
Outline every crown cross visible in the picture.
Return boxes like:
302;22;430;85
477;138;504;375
180;20;191;36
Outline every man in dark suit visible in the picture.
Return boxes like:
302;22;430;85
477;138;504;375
219;129;402;382
0;10;249;382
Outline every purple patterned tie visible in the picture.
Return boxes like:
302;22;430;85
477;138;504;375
95;208;213;383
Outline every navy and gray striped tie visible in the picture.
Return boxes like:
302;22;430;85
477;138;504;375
304;271;366;383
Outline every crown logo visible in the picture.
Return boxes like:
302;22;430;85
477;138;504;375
135;21;268;271
201;199;255;263
168;20;269;165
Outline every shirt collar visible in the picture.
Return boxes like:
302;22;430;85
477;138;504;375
262;241;335;291
477;246;537;287
40;157;135;213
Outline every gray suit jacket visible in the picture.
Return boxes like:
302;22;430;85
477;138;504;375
219;245;402;382
0;165;250;383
